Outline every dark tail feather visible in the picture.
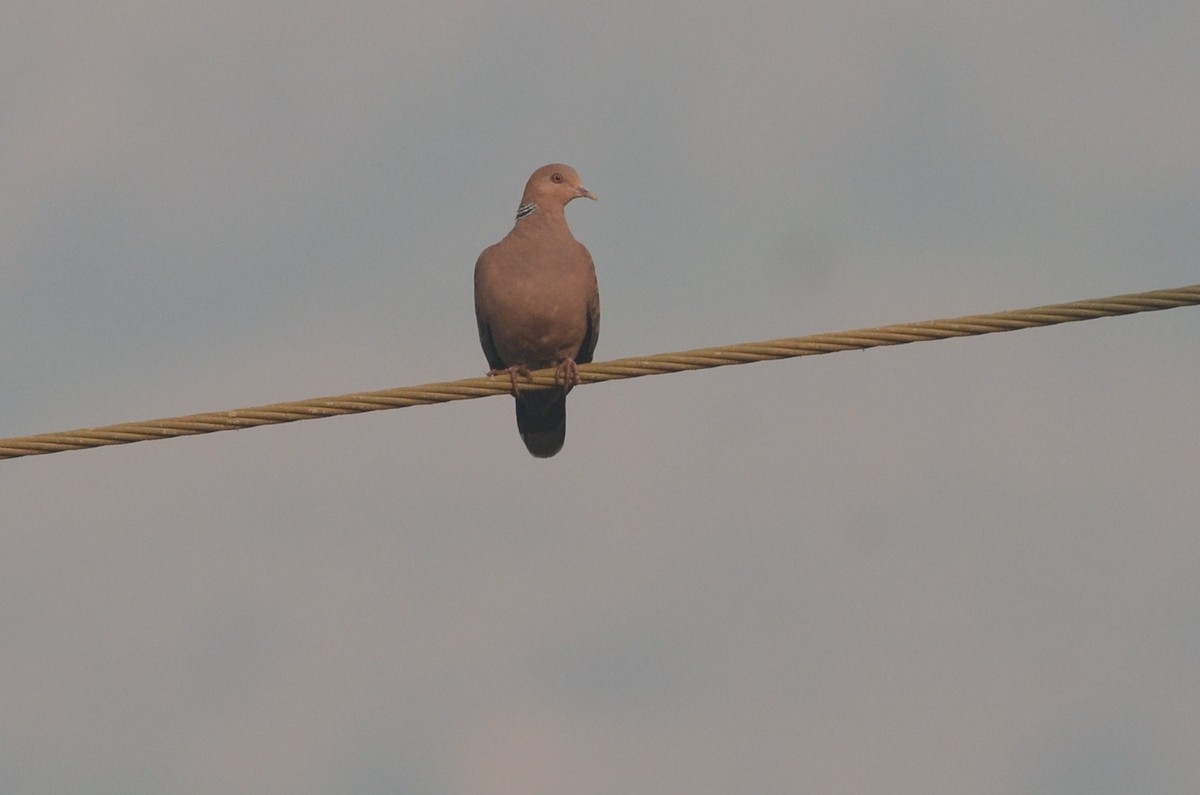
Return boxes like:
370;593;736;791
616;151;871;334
515;389;567;458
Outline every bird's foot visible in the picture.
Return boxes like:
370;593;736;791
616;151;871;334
554;358;581;395
488;365;531;397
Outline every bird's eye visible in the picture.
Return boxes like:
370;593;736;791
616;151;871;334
551;172;563;183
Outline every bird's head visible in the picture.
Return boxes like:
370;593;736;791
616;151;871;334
522;164;597;208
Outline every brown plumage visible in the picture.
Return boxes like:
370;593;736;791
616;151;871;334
474;164;600;457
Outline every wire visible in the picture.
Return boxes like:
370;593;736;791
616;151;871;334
2;284;1197;461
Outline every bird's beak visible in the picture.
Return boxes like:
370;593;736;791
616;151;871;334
576;186;598;201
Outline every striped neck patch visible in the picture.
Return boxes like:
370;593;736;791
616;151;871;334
515;202;538;220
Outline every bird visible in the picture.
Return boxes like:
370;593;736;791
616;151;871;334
474;164;600;457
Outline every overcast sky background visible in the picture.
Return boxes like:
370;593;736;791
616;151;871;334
2;3;1199;793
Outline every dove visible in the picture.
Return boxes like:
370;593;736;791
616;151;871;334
474;164;599;457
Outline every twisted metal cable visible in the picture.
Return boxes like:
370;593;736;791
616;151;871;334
2;284;1197;461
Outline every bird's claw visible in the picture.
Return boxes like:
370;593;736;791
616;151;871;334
554;358;580;395
488;365;532;397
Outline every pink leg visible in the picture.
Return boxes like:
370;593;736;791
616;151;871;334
488;364;531;397
554;358;580;395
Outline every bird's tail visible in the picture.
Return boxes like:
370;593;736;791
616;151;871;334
515;389;567;458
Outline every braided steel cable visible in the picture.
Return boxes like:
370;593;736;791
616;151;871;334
2;284;1197;460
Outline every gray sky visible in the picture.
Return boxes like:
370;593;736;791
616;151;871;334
3;2;1199;792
